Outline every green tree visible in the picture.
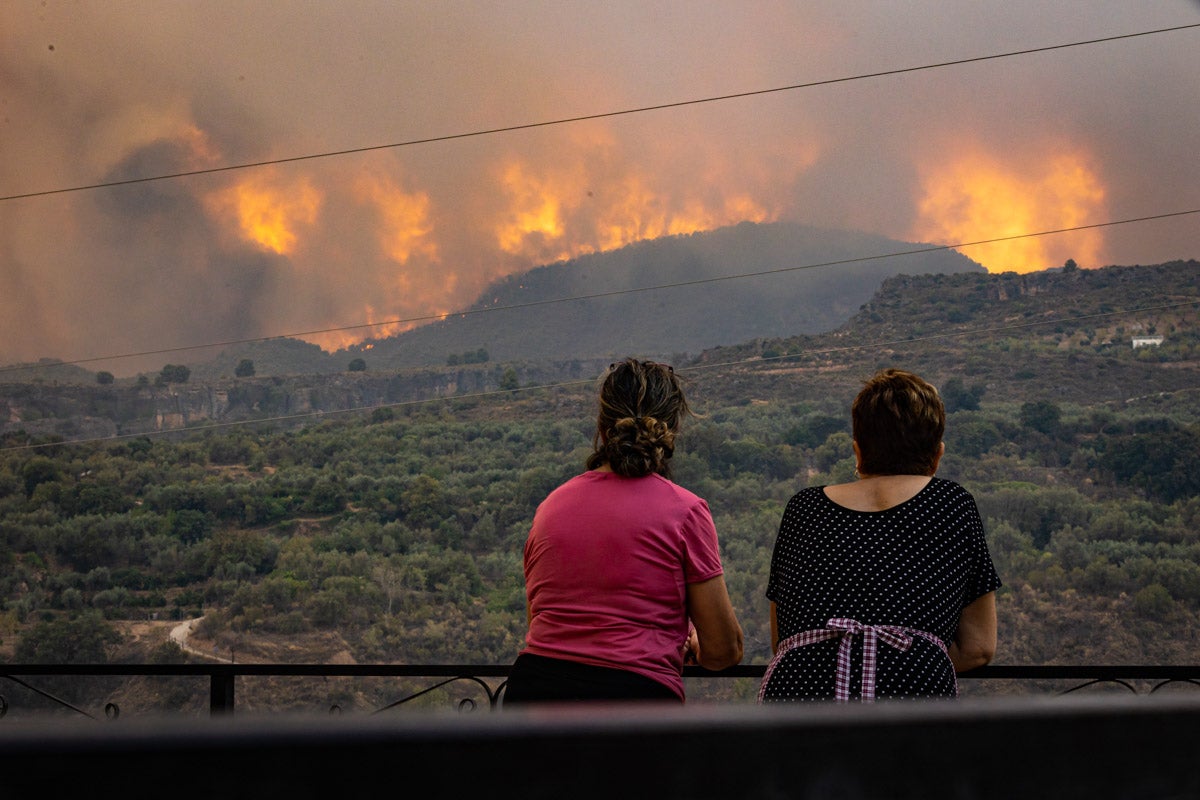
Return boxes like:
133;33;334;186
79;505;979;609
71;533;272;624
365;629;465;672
499;367;520;392
15;611;121;662
947;416;1004;459
1020;400;1062;436
348;358;367;372
159;363;191;384
369;407;395;424
1132;585;1171;623
403;474;451;528
812;431;853;473
235;359;256;377
21;457;60;498
167;508;214;544
96;371;115;385
940;377;984;412
305;477;347;514
1099;427;1200;504
783;414;846;448
463;347;489;364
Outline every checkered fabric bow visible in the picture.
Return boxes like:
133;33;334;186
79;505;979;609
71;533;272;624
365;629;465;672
824;618;914;702
760;618;949;702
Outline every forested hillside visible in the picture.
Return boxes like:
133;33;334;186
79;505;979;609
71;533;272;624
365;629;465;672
331;221;985;370
1;260;1198;712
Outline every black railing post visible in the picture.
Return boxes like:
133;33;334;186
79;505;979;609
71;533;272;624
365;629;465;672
210;667;235;715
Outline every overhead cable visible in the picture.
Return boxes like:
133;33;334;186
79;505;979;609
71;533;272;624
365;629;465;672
2;208;1196;374
2;23;1196;203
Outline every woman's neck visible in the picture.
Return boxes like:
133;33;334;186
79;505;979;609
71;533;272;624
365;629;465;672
825;473;933;512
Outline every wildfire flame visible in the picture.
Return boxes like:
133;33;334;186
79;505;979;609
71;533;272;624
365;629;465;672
206;173;322;255
301;305;424;352
593;177;771;252
355;172;439;267
201;132;780;355
494;150;773;265
494;160;579;263
911;144;1106;273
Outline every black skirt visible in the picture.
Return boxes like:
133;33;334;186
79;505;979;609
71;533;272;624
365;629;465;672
503;653;681;706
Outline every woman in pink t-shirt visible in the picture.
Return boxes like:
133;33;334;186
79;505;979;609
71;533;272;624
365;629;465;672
503;358;744;705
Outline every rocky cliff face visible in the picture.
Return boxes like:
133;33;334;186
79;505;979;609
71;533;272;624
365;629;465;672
0;359;610;442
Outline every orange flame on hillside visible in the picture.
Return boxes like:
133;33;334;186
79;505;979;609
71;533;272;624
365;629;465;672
207;174;322;255
494;161;578;263
355;173;440;267
348;172;454;345
494;156;772;264
911;145;1106;273
593;175;771;251
300;304;431;353
202;138;780;356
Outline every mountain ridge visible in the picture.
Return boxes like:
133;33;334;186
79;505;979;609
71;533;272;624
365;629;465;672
155;220;984;380
332;220;987;369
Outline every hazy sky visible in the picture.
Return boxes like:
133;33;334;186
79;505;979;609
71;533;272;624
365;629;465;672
2;1;1198;374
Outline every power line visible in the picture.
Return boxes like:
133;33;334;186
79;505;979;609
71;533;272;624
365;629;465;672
4;297;1196;452
2;23;1196;203
2;208;1196;375
2;22;1195;373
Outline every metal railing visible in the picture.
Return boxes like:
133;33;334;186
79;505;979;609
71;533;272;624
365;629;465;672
3;663;1199;719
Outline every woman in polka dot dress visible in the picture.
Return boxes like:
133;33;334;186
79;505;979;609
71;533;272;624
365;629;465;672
759;369;1000;703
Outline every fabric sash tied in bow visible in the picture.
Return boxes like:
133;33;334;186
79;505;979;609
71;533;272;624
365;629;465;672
758;617;951;702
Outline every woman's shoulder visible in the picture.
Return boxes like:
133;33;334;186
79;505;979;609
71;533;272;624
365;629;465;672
654;473;710;505
787;484;828;498
784;485;830;508
926;476;975;499
542;470;618;498
919;478;984;514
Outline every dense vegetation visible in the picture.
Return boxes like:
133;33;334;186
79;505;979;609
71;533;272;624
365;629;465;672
1;261;1197;712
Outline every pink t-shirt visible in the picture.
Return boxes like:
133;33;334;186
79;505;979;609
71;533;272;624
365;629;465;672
521;470;726;699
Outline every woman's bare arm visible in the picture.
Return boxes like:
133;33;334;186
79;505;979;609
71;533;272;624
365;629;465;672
949;591;997;672
686;575;744;671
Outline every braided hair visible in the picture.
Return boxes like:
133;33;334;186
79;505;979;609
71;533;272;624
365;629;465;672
586;358;691;478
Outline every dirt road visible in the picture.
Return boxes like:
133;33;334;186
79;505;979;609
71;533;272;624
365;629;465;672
169;617;231;663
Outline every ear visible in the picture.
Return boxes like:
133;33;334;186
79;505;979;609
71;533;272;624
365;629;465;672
852;440;862;470
929;441;945;475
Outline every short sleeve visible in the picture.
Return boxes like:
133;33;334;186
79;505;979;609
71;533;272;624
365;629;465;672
682;499;724;584
961;489;1002;603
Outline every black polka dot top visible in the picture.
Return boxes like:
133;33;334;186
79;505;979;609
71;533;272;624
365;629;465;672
761;477;1001;701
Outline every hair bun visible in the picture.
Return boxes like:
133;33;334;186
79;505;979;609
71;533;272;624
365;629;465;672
587;358;691;478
